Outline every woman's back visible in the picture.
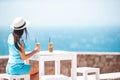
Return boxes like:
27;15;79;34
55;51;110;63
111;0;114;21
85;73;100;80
8;33;24;64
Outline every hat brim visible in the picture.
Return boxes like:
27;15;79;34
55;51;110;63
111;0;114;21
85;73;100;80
10;19;30;30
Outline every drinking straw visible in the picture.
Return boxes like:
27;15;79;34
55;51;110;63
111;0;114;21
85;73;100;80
35;33;39;43
49;37;51;43
35;37;37;43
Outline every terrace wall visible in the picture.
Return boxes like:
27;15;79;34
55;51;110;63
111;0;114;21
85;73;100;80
0;52;120;76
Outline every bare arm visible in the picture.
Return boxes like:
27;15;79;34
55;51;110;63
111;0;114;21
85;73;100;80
20;40;40;60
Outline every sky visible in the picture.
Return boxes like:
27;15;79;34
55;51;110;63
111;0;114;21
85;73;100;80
0;0;120;28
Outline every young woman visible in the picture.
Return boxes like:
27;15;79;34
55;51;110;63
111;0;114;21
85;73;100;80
6;17;39;80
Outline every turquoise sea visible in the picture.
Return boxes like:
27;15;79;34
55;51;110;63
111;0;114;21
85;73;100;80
0;26;120;55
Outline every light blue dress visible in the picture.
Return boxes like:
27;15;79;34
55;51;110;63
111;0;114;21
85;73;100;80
6;33;31;75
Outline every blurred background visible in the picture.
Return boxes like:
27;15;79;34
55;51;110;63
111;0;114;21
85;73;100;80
0;0;120;55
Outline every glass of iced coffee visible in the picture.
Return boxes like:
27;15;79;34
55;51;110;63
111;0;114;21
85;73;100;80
35;37;40;50
48;42;53;52
36;42;40;50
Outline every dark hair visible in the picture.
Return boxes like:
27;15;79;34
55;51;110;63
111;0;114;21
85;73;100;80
13;28;28;51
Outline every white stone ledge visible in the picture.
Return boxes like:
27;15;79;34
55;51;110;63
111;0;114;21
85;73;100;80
0;51;120;59
76;52;120;55
0;56;8;59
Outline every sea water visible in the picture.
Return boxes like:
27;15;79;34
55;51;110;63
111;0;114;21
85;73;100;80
0;26;120;55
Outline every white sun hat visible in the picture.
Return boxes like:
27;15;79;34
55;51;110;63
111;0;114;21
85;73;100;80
10;17;30;30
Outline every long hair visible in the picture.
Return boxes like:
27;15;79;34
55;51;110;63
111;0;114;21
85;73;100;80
13;28;28;51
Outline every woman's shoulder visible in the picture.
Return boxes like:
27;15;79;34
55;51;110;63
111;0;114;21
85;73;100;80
8;33;13;37
8;33;14;44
